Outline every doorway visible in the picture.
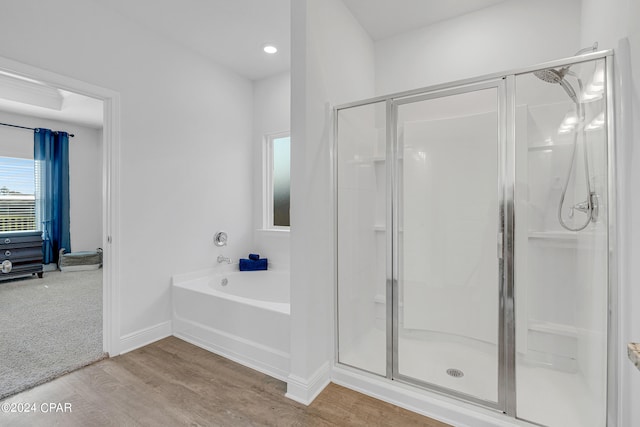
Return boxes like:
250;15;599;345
0;55;120;395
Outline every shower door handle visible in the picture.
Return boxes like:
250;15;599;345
497;232;503;259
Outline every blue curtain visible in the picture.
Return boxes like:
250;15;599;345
34;128;71;265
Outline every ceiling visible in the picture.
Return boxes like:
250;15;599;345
343;0;509;40
92;0;292;82
92;0;509;80
0;0;510;127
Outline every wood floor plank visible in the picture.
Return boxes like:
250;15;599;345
115;346;269;425
0;337;452;426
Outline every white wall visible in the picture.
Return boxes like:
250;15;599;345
580;0;640;425
0;122;32;160
374;0;582;95
288;0;375;403
252;71;291;267
402;111;499;346
0;111;102;251
0;0;254;350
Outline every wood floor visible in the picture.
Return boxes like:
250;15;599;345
0;337;451;426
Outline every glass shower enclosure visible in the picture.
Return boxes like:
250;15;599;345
334;51;613;427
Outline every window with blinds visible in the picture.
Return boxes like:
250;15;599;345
0;156;36;232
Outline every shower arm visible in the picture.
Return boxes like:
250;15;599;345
574;42;599;56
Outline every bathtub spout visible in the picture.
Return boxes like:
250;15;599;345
217;255;232;264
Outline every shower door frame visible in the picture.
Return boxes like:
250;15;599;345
333;49;616;423
388;78;512;414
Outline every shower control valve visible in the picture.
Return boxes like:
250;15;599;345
569;192;599;222
569;200;590;218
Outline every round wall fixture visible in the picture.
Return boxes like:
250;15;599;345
263;44;278;54
214;231;228;247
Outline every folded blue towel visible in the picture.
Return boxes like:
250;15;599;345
248;253;260;261
239;258;268;271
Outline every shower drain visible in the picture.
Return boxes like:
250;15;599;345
446;368;464;378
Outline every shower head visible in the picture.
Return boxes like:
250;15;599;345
533;67;568;84
533;66;578;104
532;42;598;103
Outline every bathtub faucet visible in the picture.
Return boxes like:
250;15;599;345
217;255;231;264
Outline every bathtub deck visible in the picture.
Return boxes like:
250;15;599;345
1;336;450;426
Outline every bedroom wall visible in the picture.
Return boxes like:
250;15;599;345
0;111;102;252
0;0;254;352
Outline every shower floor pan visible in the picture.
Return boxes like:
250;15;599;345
340;327;598;427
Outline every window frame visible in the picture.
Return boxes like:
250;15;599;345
263;131;290;231
0;155;37;233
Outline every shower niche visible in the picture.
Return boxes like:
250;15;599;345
334;52;612;427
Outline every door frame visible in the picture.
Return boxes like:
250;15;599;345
388;78;512;413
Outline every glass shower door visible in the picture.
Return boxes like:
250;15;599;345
336;101;388;376
393;82;504;407
513;57;609;427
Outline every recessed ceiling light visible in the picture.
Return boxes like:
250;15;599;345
263;44;278;54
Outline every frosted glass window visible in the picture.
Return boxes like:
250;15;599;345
273;136;290;227
265;134;290;229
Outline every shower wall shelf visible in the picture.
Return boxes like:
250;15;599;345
345;156;401;165
373;226;403;233
371;156;403;163
528;231;578;240
528;320;579;338
527;143;573;151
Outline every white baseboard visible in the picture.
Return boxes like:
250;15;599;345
285;361;331;405
119;320;172;355
173;321;290;382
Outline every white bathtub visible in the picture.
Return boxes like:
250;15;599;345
172;266;290;380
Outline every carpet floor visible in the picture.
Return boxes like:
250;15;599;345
0;269;104;400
